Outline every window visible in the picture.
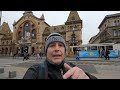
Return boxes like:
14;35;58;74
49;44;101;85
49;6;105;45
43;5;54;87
117;20;119;23
19;26;22;30
32;24;35;29
18;31;22;40
69;32;77;46
72;16;75;20
25;22;30;32
6;41;8;45
114;30;118;37
118;30;120;36
61;26;64;30
74;25;77;28
114;20;119;26
118;20;120;25
32;29;36;39
54;27;56;30
105;24;106;27
113;20;116;26
24;22;30;40
70;26;73;30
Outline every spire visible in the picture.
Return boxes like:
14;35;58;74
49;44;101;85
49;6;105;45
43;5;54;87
13;20;16;25
23;11;33;16
40;14;45;21
66;11;81;23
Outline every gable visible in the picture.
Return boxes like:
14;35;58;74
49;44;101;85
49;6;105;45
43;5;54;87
66;11;81;23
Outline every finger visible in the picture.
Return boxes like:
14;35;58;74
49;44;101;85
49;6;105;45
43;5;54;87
78;73;89;79
64;63;72;70
71;67;81;79
63;67;76;79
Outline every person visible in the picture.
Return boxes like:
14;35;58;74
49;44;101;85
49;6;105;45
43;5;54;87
36;52;40;60
23;33;97;79
105;48;110;60
101;49;104;58
23;48;28;61
115;49;118;58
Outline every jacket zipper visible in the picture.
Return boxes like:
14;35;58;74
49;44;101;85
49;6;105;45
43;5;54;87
60;69;63;76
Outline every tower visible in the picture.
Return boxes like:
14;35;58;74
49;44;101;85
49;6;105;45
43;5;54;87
65;11;83;54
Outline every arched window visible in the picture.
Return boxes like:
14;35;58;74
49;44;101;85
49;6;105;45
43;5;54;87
32;29;36;39
25;22;30;32
24;22;30;39
18;31;22;40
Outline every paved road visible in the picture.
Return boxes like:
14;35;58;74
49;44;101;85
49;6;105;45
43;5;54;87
0;56;120;79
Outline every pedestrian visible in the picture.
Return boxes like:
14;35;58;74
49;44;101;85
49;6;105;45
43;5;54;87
39;52;42;59
23;48;28;61
101;49;105;58
105;49;110;60
23;33;97;79
115;49;118;58
36;52;40;60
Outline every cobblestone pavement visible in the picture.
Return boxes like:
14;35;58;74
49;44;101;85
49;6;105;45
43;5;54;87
0;56;120;79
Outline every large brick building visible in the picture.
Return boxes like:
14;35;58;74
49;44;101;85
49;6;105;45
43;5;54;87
0;11;82;56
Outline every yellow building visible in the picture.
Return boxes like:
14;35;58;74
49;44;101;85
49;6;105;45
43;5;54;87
0;11;82;56
0;22;12;55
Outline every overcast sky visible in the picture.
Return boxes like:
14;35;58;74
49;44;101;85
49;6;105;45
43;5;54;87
1;11;120;44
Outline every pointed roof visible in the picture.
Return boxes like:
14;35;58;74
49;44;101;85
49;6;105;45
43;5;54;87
23;11;33;16
0;22;11;33
66;11;81;22
40;14;45;20
43;27;50;36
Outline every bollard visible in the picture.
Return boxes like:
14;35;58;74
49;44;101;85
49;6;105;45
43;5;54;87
0;67;4;74
9;71;16;78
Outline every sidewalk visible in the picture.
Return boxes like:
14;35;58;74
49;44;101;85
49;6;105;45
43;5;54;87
0;56;120;79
